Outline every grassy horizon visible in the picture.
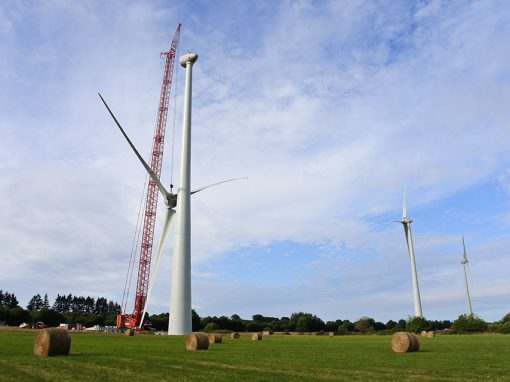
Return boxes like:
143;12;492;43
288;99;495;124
1;330;509;381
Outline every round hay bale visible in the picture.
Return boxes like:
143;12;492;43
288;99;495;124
251;333;262;341
328;332;335;337
186;332;209;350
426;331;435;338
125;329;135;336
230;332;240;339
33;328;71;357
421;330;427;336
391;332;419;353
408;332;420;351
209;333;222;343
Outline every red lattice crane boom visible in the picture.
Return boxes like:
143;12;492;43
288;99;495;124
117;24;181;329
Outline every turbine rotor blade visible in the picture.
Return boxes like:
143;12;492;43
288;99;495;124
98;93;169;200
402;185;407;219
462;236;468;261
139;208;176;329
191;177;248;195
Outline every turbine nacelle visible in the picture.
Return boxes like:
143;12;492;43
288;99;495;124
179;51;198;67
165;191;178;209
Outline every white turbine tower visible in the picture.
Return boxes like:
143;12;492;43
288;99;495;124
460;236;473;317
100;51;245;335
167;51;197;335
399;187;423;318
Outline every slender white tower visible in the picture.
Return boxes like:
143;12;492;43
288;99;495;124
461;236;473;316
168;51;198;335
400;188;423;318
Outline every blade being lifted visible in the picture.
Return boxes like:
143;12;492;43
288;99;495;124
98;93;170;202
139;209;176;329
191;177;248;195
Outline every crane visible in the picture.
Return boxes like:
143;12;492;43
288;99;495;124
116;24;181;329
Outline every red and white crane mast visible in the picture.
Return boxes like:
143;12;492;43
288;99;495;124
117;23;181;329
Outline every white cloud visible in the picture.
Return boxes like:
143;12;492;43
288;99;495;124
1;0;509;322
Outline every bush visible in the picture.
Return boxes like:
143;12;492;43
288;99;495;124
498;322;510;334
488;312;510;334
452;314;488;333
203;322;219;332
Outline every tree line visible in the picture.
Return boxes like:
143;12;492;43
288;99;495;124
1;289;509;334
0;290;120;328
149;311;510;335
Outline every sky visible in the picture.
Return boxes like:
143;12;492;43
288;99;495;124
1;0;509;323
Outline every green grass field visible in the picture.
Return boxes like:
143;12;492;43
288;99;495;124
1;330;509;381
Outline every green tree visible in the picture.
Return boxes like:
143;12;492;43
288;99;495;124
228;314;246;332
325;320;338;332
295;316;309;332
0;292;19;308
94;297;109;315
43;293;50;310
354;316;375;333
0;307;8;323
290;312;325;332
407;316;430;333
149;313;169;331
374;321;386;331
337;323;350;335
192;309;201;331
27;294;43;311
7;307;31;326
32;309;65;327
452;314;488;333
52;294;66;313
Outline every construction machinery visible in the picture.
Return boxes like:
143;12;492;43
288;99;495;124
116;24;181;329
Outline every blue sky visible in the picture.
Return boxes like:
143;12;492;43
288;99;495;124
1;0;509;323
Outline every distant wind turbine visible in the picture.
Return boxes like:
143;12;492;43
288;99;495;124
99;51;246;335
399;187;423;318
460;236;473;316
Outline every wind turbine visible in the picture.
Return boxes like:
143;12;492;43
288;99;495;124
399;187;423;318
100;51;245;335
460;236;473;316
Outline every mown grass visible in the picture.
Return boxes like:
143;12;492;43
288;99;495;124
0;330;509;381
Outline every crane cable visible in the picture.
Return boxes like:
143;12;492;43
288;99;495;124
169;42;180;188
121;174;147;313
